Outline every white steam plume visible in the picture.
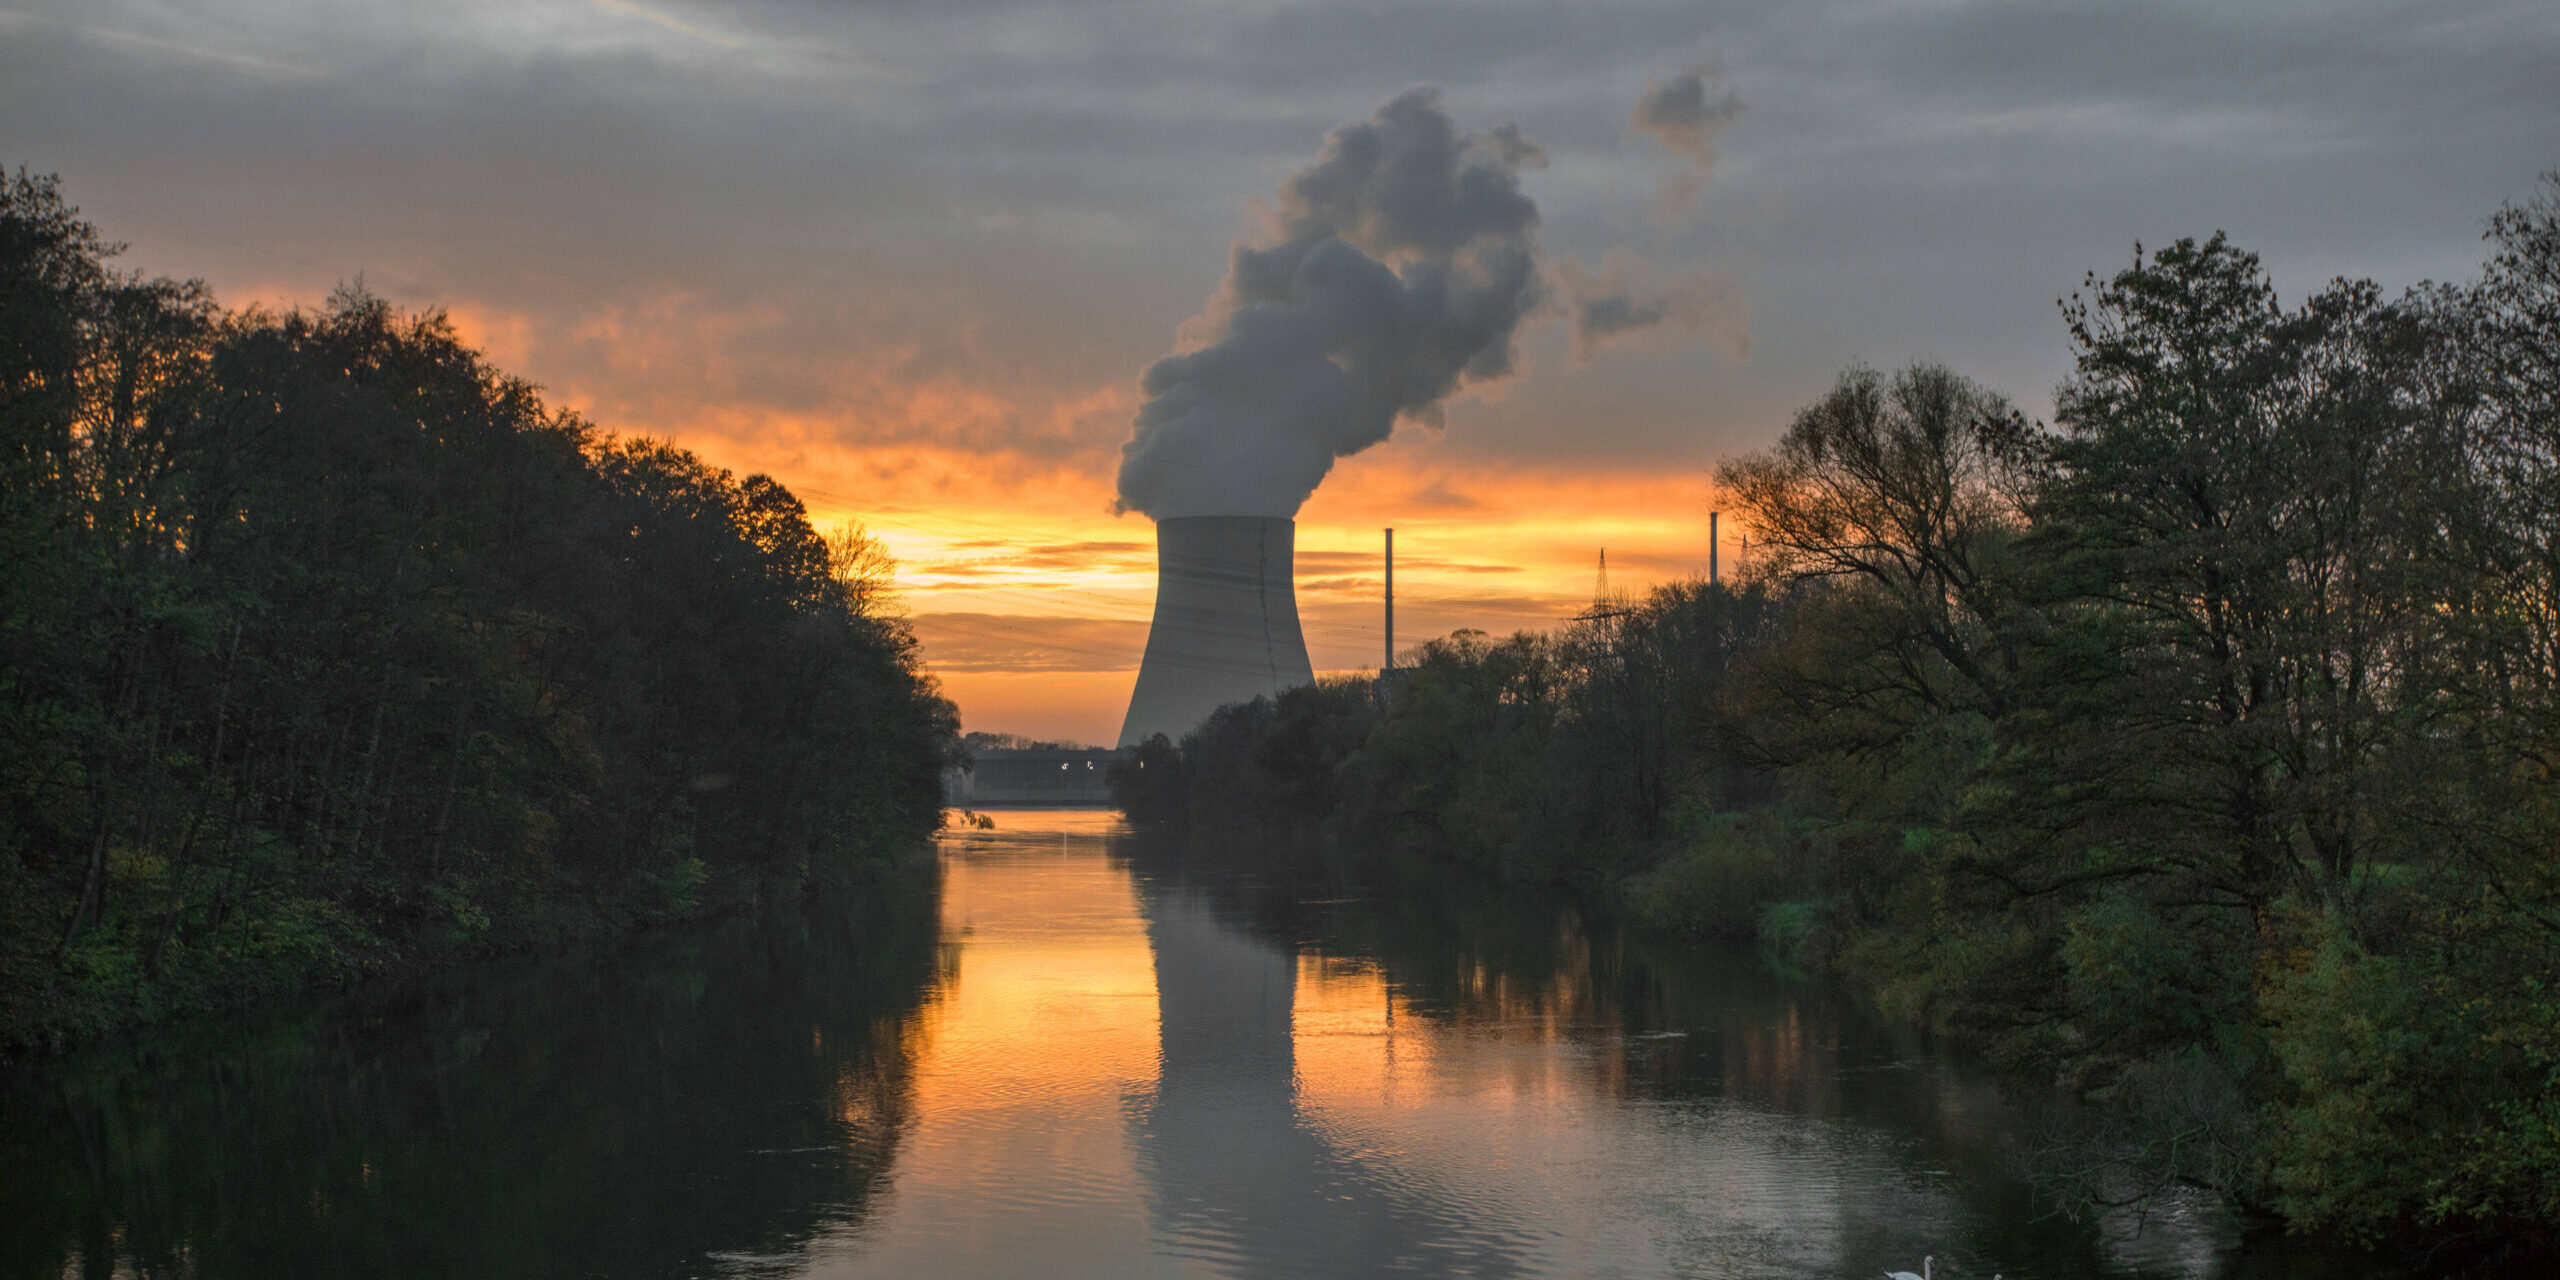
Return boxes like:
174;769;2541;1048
1112;88;1546;520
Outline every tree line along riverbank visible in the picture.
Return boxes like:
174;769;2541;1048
1111;174;2560;1264
0;173;961;1054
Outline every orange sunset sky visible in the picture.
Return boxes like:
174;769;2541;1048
10;0;2551;744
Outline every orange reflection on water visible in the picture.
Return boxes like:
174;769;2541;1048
1291;920;1638;1113
1287;939;1634;1177
1289;954;1432;1109
907;833;1160;1134
808;814;1167;1277
1716;1001;1845;1116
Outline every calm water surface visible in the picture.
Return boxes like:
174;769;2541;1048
5;810;2349;1279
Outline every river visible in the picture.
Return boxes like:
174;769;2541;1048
4;809;2364;1279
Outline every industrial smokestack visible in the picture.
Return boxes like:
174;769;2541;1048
1117;517;1316;748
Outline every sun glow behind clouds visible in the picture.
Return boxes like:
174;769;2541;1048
429;260;1752;743
476;319;1740;745
779;442;1729;745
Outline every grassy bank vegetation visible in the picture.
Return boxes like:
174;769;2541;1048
1112;175;2560;1257
0;174;960;1053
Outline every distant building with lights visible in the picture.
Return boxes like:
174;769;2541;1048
944;746;1117;807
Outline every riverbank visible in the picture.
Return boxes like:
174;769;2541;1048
0;808;2360;1280
1117;784;2551;1277
1;861;948;1279
0;175;960;1056
6;832;945;1061
1110;650;2560;1274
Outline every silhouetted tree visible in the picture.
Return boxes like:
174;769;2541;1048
0;175;959;1050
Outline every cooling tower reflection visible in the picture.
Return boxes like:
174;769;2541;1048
1128;872;1538;1277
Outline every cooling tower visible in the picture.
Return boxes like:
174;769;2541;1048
1117;516;1315;748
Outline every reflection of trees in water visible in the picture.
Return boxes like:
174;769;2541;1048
1111;823;1866;1112
1113;825;2207;1279
0;878;948;1280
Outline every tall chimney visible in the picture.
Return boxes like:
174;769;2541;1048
1710;510;1720;585
1117;517;1316;748
1384;527;1395;672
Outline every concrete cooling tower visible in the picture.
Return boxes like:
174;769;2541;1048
1117;517;1315;748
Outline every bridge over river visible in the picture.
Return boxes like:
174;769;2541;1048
944;746;1118;806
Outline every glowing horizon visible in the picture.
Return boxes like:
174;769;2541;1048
439;308;1742;745
22;0;2547;742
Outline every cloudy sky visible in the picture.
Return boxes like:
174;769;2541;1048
6;0;2553;742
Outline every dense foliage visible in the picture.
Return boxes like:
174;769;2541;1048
0;174;960;1051
1;881;944;1278
1113;174;2560;1256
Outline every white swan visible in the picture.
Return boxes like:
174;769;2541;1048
1883;1257;1931;1280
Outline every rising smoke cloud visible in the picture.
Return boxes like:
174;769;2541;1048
1631;65;1744;218
1112;88;1547;520
1558;251;1750;365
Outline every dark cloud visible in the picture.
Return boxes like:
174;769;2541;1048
907;613;1150;672
1400;478;1483;511
1630;63;1742;215
914;539;1152;576
1021;539;1150;557
1292;550;1520;575
1556;252;1748;364
7;0;2554;491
